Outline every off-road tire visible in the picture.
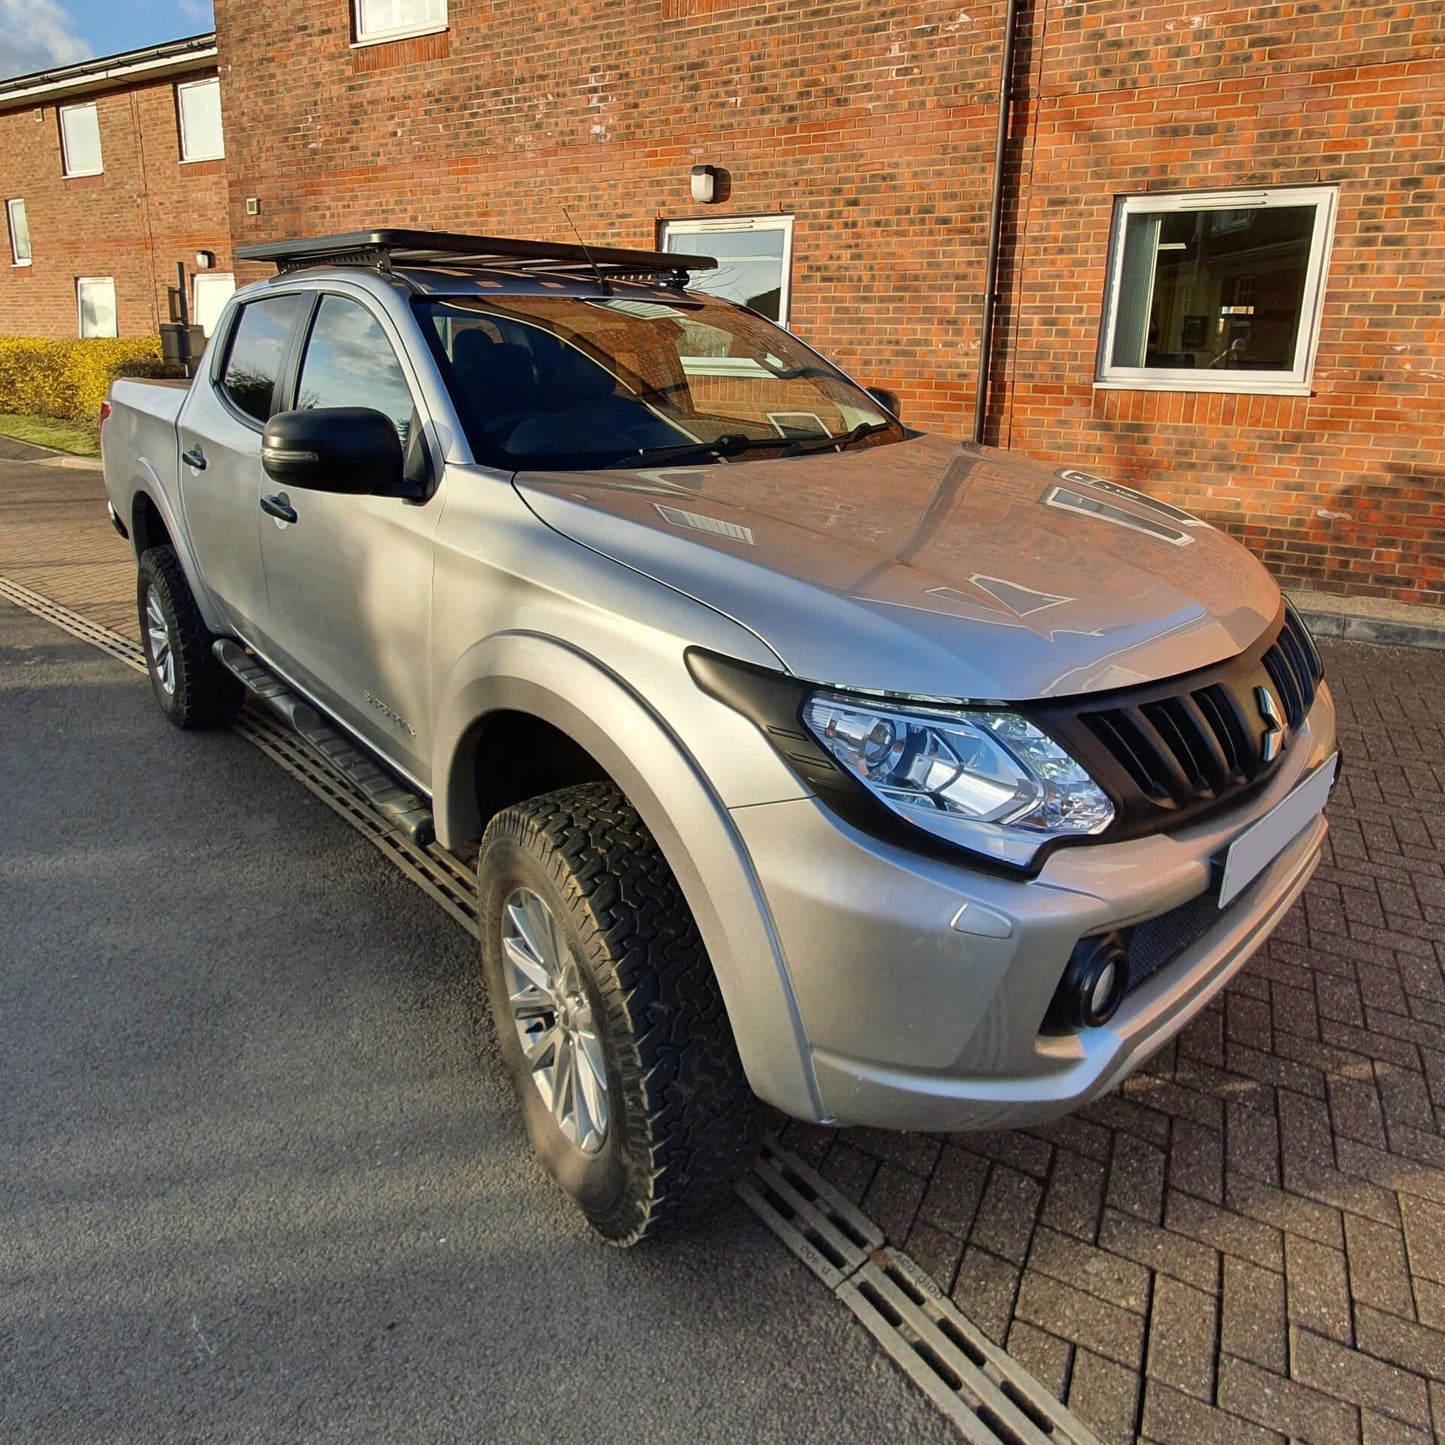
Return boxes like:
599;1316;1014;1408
478;782;759;1245
136;546;243;729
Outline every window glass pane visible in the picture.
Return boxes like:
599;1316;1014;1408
355;0;446;39
60;104;102;175
297;296;415;445
416;292;895;471
77;277;116;338
178;79;224;162
221;294;304;423
1110;204;1317;372
663;224;788;320
7;199;30;264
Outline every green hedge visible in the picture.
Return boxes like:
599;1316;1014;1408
0;337;184;424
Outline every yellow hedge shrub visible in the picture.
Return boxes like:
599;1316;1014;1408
0;336;176;423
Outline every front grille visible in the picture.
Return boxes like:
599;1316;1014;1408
1028;604;1324;842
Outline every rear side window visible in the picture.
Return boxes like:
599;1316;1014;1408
220;294;304;424
297;295;415;444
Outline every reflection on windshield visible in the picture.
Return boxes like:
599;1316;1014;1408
415;293;900;471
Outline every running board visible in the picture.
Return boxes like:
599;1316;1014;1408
213;639;435;846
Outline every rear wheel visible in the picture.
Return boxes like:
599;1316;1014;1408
478;782;758;1245
136;546;242;729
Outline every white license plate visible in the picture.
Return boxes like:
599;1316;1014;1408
1218;753;1338;908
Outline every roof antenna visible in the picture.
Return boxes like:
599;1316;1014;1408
562;205;611;295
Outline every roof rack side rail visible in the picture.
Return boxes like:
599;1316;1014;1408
235;229;717;284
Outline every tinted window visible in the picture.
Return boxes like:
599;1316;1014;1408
297;296;415;444
220;294;303;423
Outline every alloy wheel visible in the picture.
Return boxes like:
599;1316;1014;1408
144;585;176;696
500;886;609;1154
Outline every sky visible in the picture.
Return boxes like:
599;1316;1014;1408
0;0;213;81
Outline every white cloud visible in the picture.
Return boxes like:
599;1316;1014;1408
176;0;214;24
0;0;90;80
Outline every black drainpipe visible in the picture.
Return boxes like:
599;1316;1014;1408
972;0;1023;446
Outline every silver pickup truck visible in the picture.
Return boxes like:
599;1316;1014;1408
102;229;1338;1244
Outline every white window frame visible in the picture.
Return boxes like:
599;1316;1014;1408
351;0;448;47
660;214;796;324
1096;186;1338;397
76;276;117;338
7;199;31;266
176;78;225;163
59;102;103;177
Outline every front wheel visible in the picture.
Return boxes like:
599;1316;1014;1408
478;782;758;1245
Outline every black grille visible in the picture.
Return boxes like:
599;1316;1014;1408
1028;604;1323;842
1125;886;1226;992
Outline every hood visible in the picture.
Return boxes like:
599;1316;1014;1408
513;435;1280;701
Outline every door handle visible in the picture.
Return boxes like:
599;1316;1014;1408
181;445;207;471
260;494;297;524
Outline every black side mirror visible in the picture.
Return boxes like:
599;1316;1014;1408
866;386;902;419
261;407;404;495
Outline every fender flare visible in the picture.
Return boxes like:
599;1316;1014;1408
125;468;229;635
433;631;826;1122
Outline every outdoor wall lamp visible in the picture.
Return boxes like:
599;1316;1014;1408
690;165;719;204
194;250;215;269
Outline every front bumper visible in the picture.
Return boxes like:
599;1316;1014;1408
731;686;1336;1132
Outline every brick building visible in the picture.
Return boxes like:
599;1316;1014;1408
0;35;235;342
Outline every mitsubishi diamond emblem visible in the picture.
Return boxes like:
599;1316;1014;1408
1255;685;1286;763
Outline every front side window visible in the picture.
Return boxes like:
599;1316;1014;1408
177;78;225;162
661;216;794;323
353;0;447;44
297;295;415;444
417;290;900;471
219;294;305;423
7;199;30;265
76;276;116;337
1098;187;1337;393
59;103;103;176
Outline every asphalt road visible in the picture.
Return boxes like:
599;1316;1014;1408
0;602;958;1444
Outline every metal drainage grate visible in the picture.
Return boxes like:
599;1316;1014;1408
5;576;1101;1445
740;1141;1102;1445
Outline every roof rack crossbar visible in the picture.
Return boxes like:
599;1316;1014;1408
236;229;716;285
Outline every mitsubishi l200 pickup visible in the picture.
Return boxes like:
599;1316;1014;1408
102;230;1338;1243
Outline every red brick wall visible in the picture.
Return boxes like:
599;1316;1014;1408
999;2;1445;605
212;0;1443;603
0;70;233;339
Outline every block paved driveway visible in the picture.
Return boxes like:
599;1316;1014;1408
4;453;1445;1444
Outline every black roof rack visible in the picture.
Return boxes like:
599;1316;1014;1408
234;229;717;284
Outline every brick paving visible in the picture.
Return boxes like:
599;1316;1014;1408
5;459;1445;1443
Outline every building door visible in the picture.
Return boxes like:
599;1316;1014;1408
193;272;236;337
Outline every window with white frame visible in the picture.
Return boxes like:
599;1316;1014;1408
7;199;30;265
77;277;117;338
59;103;103;177
353;0;447;44
661;215;795;324
177;78;225;162
1097;187;1337;394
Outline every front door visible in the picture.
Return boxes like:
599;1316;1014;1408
257;292;440;785
177;291;307;640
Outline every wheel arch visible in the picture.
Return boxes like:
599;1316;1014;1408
433;632;825;1123
125;475;229;636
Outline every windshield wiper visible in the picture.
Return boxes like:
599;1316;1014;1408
601;434;779;469
777;420;893;458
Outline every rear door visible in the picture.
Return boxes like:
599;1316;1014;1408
176;291;307;640
257;291;441;785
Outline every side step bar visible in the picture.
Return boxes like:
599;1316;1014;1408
214;639;435;846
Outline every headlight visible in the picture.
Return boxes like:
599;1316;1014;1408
801;692;1114;867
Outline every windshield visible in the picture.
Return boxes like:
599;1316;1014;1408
414;293;903;471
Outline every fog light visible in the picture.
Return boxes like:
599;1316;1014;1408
1042;932;1130;1033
